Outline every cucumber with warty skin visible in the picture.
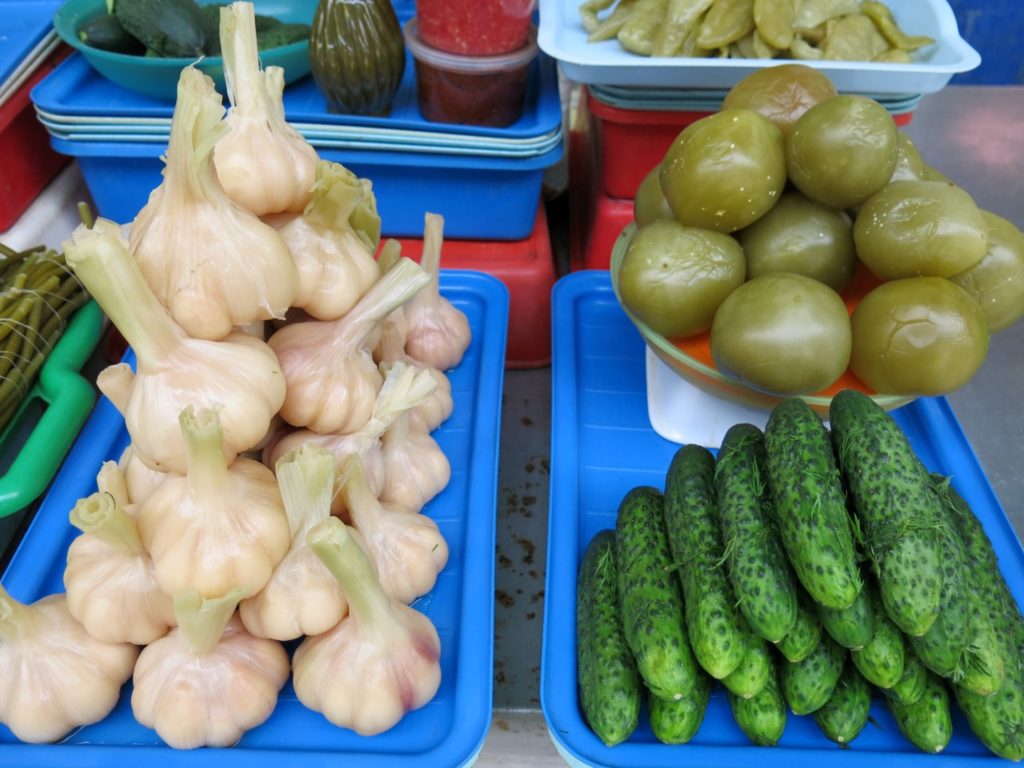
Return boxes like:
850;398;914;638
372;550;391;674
576;530;641;747
887;673;953;754
614;486;700;701
814;661;872;745
729;663;787;746
764;398;861;610
113;0;206;57
715;424;798;644
818;583;874;651
776;589;823;663
780;633;846;715
829;390;944;637
886;651;927;707
664;445;749;680
722;635;771;700
851;583;906;690
648;671;712;744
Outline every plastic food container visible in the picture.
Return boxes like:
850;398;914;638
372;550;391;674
538;0;980;93
404;18;538;127
542;270;1024;768
0;272;507;766
417;0;534;55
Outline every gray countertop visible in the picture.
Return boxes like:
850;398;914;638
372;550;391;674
481;84;1024;765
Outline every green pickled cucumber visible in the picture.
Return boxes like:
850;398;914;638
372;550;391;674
850;583;906;689
888;673;953;754
781;634;846;715
664;445;749;680
814;661;872;745
576;530;641;746
615;486;701;700
648;672;712;744
729;664;788;746
819;584;875;650
715;423;799;643
776;589;823;663
886;652;928;707
722;635;771;699
830;390;944;637
765;398;861;610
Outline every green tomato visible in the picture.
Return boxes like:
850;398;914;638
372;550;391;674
736;190;856;292
889;132;926;182
786;95;898;210
634;164;676;227
660;109;787;234
710;273;852;395
721;63;837;137
618;220;746;338
951;210;1024;332
850;277;989;395
854;180;989;279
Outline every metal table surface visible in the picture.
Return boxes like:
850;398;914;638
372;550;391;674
478;84;1024;766
0;86;1021;767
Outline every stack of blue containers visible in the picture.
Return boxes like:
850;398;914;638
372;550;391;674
29;3;563;240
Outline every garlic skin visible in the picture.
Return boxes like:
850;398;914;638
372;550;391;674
132;589;289;749
63;219;287;475
292;519;441;736
138;407;290;599
65;492;175;645
265;161;382;321
403;214;471;371
0;587;138;743
130;66;298;340
380;411;451;513
119;446;170;506
265;363;439;517
96;362;134;414
214;4;317;216
96;459;132;509
377;322;453;432
240;445;348;641
268;257;429;435
341;455;448;604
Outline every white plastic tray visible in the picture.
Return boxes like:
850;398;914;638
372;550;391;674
538;0;980;93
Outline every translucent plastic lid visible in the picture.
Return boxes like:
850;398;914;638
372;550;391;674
404;18;538;74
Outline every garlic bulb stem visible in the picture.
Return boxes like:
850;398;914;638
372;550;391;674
181;407;231;500
64;220;181;365
174;587;246;656
337;258;430;351
307;518;387;624
70;492;144;557
0;585;30;641
96;460;131;509
276;444;334;539
421;213;443;289
97;364;134;414
221;3;267;116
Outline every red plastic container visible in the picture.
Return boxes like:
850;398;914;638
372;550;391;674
0;49;71;232
587;88;917;201
416;0;533;55
383;202;554;368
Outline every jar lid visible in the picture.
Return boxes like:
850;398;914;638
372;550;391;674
403;18;538;74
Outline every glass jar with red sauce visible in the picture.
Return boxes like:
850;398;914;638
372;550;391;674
416;0;534;55
404;18;538;128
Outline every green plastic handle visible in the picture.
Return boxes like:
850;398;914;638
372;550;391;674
0;301;103;518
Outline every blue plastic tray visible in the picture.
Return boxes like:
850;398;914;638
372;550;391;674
30;49;563;142
0;271;509;767
50;137;561;239
541;271;1024;768
0;0;61;86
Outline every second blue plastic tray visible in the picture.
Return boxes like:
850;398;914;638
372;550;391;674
541;271;1024;768
0;271;508;767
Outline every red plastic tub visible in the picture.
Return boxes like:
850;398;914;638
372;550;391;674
587;88;916;201
0;48;70;232
381;202;554;368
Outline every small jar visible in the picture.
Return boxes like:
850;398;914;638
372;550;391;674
404;18;538;128
416;0;534;56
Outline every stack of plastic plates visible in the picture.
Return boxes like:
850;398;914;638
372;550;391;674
0;0;63;110
33;52;564;158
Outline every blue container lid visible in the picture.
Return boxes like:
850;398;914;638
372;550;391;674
32;48;563;142
0;0;61;86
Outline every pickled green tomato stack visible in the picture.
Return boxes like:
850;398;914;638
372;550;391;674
617;63;1024;399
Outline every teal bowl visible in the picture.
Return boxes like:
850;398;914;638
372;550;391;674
53;0;315;102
